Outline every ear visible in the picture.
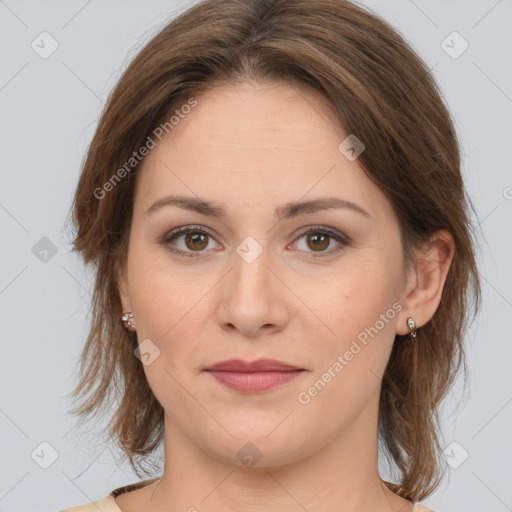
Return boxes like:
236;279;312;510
396;229;455;335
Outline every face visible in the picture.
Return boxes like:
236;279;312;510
118;81;413;467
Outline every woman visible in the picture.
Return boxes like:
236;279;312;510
62;0;481;510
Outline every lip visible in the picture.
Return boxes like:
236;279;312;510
204;359;305;393
205;358;302;372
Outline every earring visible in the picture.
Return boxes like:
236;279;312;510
407;317;417;339
122;312;136;331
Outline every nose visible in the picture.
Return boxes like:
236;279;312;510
217;245;289;338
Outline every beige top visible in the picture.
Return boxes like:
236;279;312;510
60;478;437;512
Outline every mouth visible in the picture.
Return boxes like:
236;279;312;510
203;358;306;393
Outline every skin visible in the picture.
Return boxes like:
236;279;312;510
116;80;455;512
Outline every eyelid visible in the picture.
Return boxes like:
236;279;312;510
289;225;350;259
292;225;351;245
161;224;216;242
160;224;350;258
160;224;221;252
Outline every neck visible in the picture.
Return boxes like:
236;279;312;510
144;401;412;512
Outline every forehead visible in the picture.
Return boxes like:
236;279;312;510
145;80;347;165
133;81;390;223
183;80;345;145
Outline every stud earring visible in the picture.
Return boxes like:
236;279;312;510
407;317;417;339
122;312;136;331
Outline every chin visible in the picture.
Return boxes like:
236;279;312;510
198;425;311;469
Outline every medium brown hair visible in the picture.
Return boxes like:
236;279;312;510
66;0;481;500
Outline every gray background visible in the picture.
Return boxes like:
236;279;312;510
1;1;511;511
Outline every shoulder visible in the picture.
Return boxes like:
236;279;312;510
60;494;119;512
413;503;437;512
59;477;159;512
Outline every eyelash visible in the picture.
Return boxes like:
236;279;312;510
160;224;350;259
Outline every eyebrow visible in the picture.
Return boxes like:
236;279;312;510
145;195;370;220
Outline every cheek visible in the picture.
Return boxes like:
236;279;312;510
305;257;400;334
298;275;399;426
299;255;402;396
129;258;209;412
128;243;189;332
127;246;214;371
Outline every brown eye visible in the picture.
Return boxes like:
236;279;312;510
306;232;330;252
293;226;349;259
162;226;218;258
162;225;349;259
184;232;209;251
